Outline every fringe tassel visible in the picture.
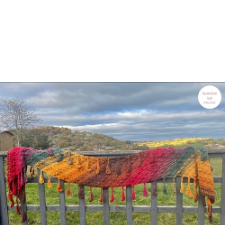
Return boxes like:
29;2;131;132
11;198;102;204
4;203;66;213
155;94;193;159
207;206;212;216
78;186;84;199
143;183;149;197
106;158;111;174
47;175;52;188
89;187;94;202
209;215;213;224
203;196;206;207
185;178;193;197
16;198;20;215
66;183;72;196
8;190;14;207
132;186;136;200
207;197;213;207
57;179;63;192
96;158;100;174
180;178;184;193
67;152;73;165
121;187;125;201
30;166;33;175
99;188;104;202
206;197;213;224
39;171;44;184
110;187;115;203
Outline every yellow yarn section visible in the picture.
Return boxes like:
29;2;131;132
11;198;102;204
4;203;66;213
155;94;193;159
40;153;99;185
66;183;72;196
180;177;184;193
39;171;44;184
57;179;63;192
47;175;52;188
196;157;215;200
179;153;215;210
207;197;212;207
185;178;193;197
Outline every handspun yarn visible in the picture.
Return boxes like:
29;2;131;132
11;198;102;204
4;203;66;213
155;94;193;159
6;146;215;223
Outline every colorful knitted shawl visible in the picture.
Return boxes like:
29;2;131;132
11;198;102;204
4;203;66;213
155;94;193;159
6;146;215;223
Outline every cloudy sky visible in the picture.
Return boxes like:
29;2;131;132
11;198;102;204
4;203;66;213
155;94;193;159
0;82;224;141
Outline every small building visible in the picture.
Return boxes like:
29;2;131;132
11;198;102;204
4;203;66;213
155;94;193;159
0;131;14;152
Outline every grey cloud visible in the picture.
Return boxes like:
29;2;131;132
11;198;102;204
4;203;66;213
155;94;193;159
0;82;224;141
24;82;225;115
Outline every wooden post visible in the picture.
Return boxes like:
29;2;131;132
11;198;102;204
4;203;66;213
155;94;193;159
0;131;14;152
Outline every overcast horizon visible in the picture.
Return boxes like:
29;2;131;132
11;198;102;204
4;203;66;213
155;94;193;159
0;82;224;141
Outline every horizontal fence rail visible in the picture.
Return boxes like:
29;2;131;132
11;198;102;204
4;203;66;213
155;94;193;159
1;149;225;225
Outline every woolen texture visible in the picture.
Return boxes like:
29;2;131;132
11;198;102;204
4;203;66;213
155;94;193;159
7;146;215;223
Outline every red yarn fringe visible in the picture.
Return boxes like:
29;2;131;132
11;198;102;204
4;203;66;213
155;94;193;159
110;187;115;203
143;183;149;197
99;188;104;202
121;187;125;201
89;187;94;202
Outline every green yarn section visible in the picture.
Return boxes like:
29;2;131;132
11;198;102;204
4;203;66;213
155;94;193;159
26;149;63;166
166;147;195;177
166;146;208;177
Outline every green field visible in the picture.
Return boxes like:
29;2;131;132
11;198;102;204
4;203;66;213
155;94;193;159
5;158;222;225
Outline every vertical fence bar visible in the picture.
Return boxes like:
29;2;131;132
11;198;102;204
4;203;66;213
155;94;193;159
58;179;66;225
126;186;133;225
103;188;110;225
79;185;86;225
221;153;225;224
21;189;28;225
198;190;205;225
37;169;47;225
176;177;183;225
0;156;9;225
151;182;157;225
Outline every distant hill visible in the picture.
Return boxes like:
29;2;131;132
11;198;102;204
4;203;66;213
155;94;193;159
137;138;225;151
19;126;149;151
3;126;225;151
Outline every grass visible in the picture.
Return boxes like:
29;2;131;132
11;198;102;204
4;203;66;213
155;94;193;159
4;158;222;225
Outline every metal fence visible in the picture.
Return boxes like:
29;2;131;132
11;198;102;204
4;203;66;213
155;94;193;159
1;150;225;225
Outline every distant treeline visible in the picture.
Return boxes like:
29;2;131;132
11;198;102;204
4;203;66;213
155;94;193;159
16;126;149;151
4;126;225;151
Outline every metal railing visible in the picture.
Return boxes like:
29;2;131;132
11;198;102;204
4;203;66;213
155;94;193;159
1;150;225;225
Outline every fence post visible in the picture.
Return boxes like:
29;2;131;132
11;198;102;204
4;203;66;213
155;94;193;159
126;186;133;225
151;182;157;225
0;156;9;225
176;177;183;225
221;153;225;224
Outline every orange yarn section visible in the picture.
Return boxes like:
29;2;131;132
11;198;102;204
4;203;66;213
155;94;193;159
179;155;215;220
39;154;98;185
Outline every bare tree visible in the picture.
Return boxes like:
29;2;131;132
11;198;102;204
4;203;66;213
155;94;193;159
0;98;42;146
